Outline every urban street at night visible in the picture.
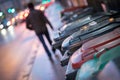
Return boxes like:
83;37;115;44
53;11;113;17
0;0;120;80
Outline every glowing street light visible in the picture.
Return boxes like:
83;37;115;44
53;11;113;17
8;8;16;13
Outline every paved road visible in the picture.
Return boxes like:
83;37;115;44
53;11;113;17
0;2;120;80
0;23;38;80
0;23;65;80
0;2;65;80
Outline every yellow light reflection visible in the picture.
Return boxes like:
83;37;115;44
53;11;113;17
40;6;45;11
82;26;88;30
109;18;114;22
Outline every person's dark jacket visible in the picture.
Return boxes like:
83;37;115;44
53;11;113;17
26;9;53;34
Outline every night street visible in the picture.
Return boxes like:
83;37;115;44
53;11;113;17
0;0;120;80
0;23;37;80
0;2;65;80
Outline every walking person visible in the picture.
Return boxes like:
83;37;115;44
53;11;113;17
26;2;55;60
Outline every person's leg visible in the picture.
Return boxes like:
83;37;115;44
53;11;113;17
44;31;52;45
37;34;52;58
44;31;56;53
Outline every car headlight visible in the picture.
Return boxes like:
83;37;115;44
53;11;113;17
7;21;11;26
0;24;4;29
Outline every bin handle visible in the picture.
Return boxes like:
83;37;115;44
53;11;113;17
93;48;109;59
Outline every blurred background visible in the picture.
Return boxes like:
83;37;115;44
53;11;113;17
0;0;120;80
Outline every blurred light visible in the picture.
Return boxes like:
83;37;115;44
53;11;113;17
8;9;11;13
7;25;15;38
42;0;51;4
11;8;15;13
40;6;45;11
24;11;29;18
19;15;24;19
19;12;25;19
25;9;29;13
109;18;114;22
24;13;29;17
8;26;14;31
11;18;15;23
7;21;11;26
0;12;3;16
8;8;15;13
0;24;4;29
1;29;7;36
82;26;88;30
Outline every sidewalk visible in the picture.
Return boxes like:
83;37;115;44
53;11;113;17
28;2;66;80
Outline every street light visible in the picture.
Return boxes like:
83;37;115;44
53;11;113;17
11;8;15;13
8;8;16;13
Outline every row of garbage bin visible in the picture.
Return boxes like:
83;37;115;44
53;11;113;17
52;1;120;80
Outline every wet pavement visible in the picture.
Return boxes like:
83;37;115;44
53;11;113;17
28;2;66;80
0;2;66;80
0;1;120;80
0;24;37;80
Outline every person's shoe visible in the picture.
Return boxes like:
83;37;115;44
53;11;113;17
52;47;56;53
